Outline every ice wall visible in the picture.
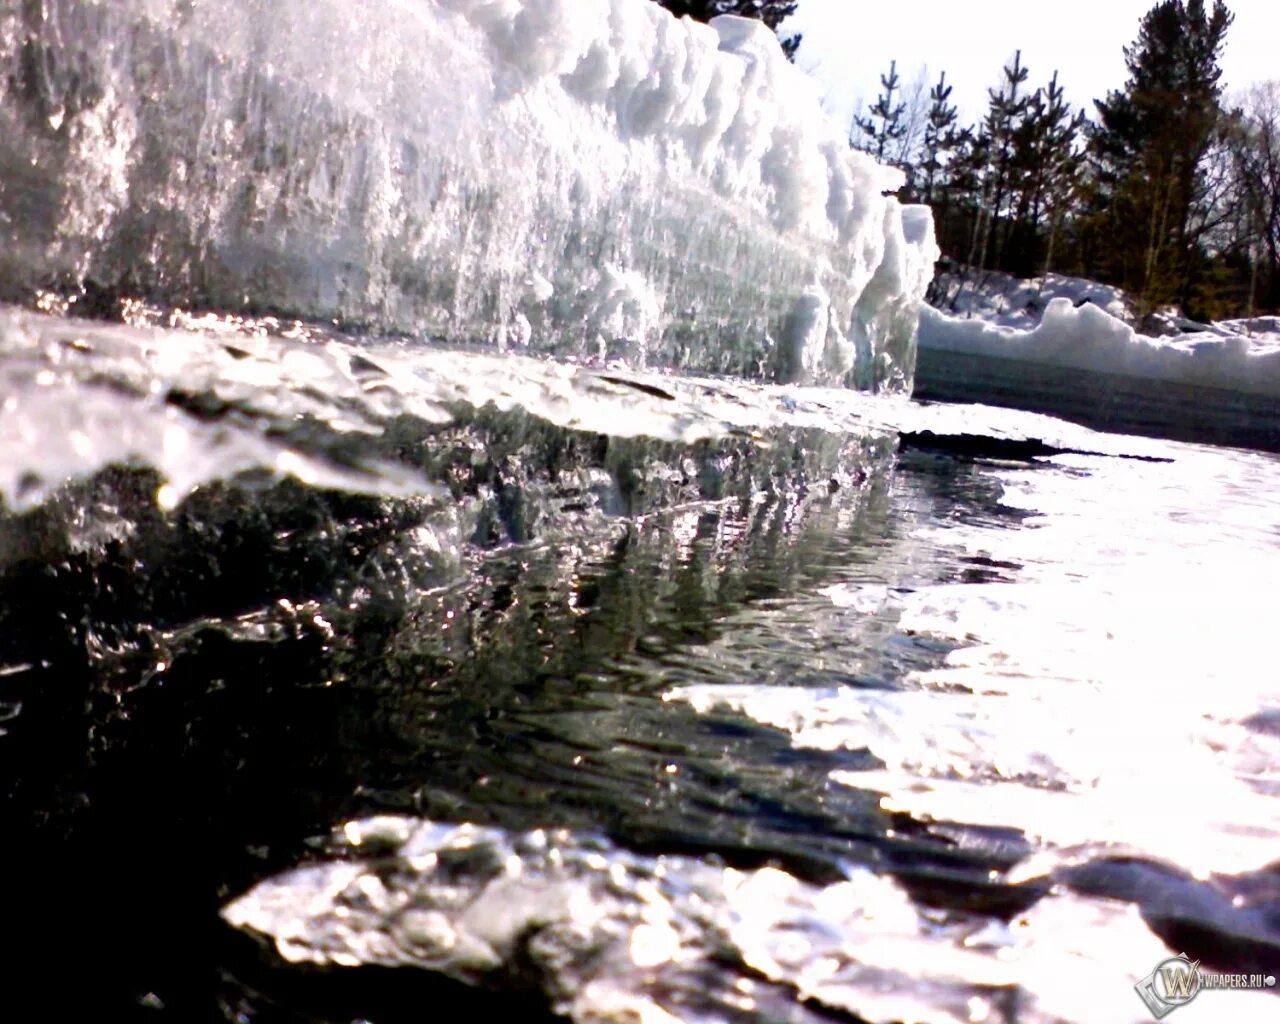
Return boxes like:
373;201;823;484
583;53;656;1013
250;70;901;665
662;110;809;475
0;0;937;390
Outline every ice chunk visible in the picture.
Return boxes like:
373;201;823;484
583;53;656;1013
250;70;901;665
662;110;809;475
0;0;935;390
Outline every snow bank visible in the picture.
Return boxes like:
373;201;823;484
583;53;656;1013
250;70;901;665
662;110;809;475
930;271;1135;330
0;0;937;389
919;299;1280;398
916;272;1280;450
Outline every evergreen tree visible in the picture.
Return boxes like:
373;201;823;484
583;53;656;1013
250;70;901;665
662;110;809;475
977;50;1031;271
919;71;959;206
1006;72;1088;276
1087;0;1234;316
852;60;908;166
916;61;1086;291
947;128;994;280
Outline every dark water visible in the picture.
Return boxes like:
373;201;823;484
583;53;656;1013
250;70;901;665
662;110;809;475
2;310;1278;1024
0;462;946;1008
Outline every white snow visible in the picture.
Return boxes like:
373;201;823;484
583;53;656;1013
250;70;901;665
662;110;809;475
920;272;1280;399
0;0;938;389
579;264;663;364
929;271;1135;330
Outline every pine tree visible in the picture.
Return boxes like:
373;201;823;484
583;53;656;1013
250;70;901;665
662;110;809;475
947;128;994;282
1006;72;1087;276
852;60;908;166
977;50;1031;272
1088;0;1234;316
919;71;959;206
917;62;1085;290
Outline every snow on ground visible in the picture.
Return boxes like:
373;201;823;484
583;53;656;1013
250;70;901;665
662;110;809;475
929;270;1136;330
921;270;1280;399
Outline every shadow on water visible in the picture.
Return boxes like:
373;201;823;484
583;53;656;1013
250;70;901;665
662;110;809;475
0;451;1056;1019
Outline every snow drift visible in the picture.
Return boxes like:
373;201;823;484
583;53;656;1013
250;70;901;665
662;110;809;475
917;273;1280;450
0;0;937;390
920;300;1280;397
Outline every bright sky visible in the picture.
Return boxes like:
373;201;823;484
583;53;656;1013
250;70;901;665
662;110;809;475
787;0;1274;131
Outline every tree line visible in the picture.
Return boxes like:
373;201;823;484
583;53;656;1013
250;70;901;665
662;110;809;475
848;0;1278;323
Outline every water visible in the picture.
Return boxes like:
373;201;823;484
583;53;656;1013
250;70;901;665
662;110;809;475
2;307;1277;1023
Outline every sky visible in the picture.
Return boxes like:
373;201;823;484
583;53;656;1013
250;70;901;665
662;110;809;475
786;0;1274;132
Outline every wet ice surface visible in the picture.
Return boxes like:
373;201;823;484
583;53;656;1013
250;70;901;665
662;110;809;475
0;303;1166;512
673;443;1280;877
2;307;1279;1022
0;301;894;510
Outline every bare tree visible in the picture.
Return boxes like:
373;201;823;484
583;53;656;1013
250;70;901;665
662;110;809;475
1234;81;1280;311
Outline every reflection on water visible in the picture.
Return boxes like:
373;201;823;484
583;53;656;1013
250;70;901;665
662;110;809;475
674;444;1280;878
2;348;1279;1020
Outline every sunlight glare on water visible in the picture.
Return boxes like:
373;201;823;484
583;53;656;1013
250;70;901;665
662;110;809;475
680;442;1280;877
662;436;1280;1022
897;447;1280;870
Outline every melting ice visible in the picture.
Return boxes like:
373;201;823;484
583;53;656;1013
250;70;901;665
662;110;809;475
0;0;936;389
